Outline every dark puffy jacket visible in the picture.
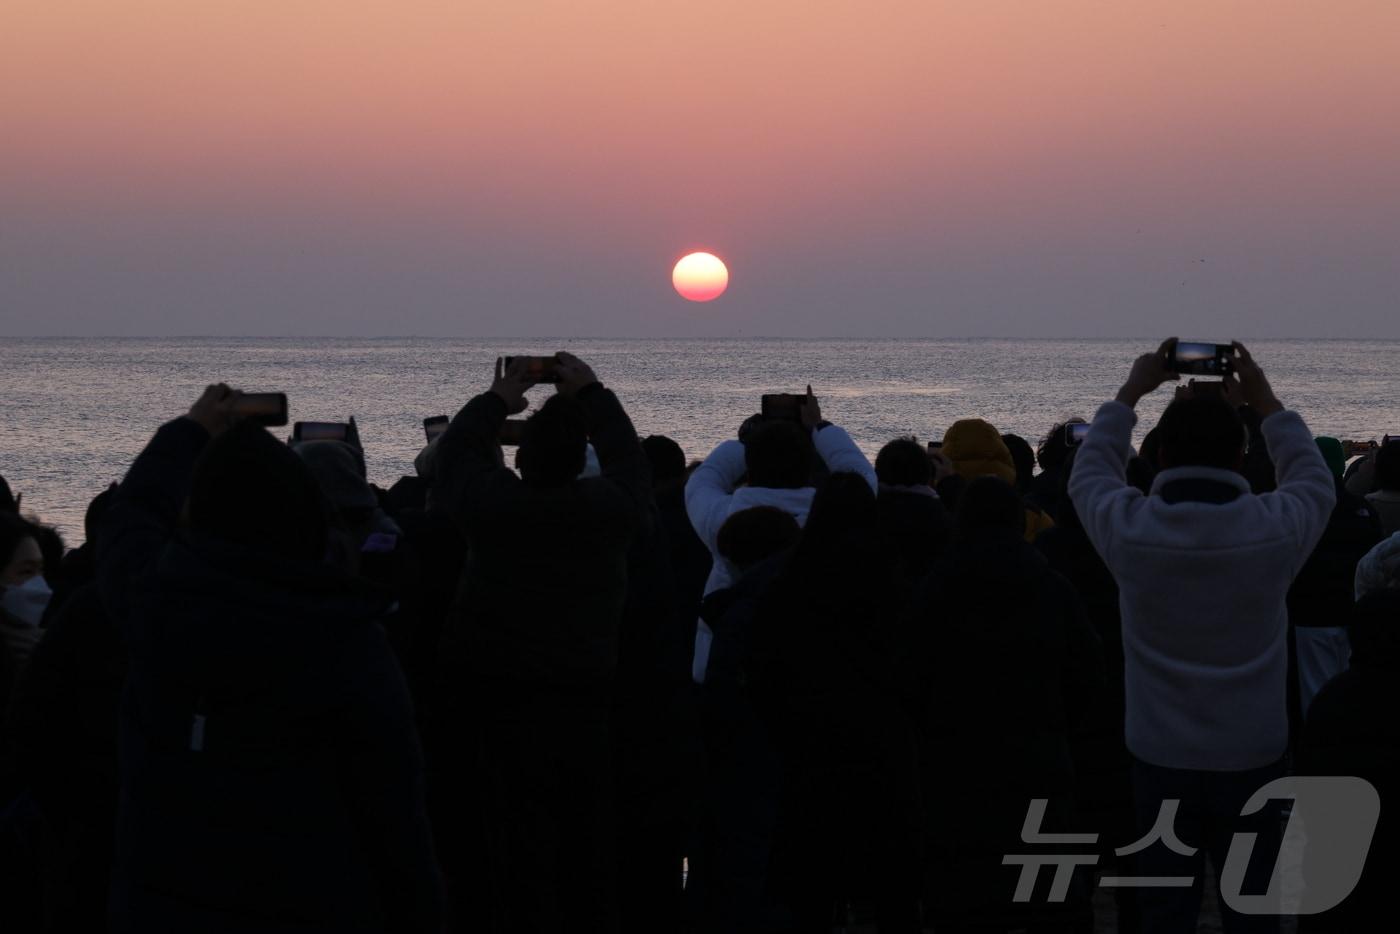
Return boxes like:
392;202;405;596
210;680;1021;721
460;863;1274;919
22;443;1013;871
432;386;649;711
1288;480;1385;628
1297;588;1400;933
99;418;441;934
1035;510;1134;851
8;582;126;930
905;530;1104;921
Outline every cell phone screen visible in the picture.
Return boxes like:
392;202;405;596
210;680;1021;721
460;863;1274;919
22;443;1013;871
423;416;449;442
927;440;943;451
1170;341;1234;376
503;355;560;383
232;392;288;427
293;421;349;442
1067;423;1091;445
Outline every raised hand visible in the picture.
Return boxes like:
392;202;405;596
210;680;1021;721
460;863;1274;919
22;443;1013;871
798;384;823;429
553;352;599;396
187;383;243;437
490;357;532;415
1227;341;1284;417
1116;338;1180;408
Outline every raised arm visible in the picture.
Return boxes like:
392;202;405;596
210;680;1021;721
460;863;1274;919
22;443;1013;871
431;357;529;527
556;352;652;517
1069;341;1177;561
799;385;876;493
1231;343;1335;562
685;440;747;552
98;385;234;625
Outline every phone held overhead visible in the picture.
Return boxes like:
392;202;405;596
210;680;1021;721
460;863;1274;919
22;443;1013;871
503;354;561;384
229;392;288;427
1167;341;1235;376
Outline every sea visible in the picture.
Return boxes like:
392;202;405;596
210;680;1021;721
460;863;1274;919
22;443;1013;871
2;337;1396;545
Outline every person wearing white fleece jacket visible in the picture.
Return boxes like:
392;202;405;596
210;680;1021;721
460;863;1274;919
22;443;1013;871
1070;340;1334;934
685;388;877;682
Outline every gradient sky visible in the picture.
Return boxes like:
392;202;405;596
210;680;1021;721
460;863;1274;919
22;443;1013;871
3;1;1398;337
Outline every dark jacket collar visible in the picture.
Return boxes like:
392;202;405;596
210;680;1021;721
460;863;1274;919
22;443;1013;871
1150;466;1250;505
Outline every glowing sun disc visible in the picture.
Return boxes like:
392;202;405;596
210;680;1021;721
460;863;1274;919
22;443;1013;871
672;251;729;302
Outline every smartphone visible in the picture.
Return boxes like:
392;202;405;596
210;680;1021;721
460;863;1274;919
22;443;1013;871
503;355;560;383
927;440;943;451
498;420;527;446
1168;341;1235;376
423;415;449;442
293;421;350;443
1066;423;1091;446
761;393;805;422
231;392;288;427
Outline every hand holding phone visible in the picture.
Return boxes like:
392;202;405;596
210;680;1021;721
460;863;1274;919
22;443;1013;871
423;415;448;443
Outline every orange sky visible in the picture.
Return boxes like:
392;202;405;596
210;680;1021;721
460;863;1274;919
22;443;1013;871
3;1;1398;336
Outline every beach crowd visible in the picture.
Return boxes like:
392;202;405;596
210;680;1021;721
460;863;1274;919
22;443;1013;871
2;341;1398;933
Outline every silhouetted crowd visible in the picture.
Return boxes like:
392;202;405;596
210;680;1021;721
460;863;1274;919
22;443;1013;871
2;343;1399;934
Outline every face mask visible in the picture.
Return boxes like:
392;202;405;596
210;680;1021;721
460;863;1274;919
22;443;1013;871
1;575;53;628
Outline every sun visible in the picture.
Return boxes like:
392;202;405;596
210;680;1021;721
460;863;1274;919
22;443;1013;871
672;251;729;302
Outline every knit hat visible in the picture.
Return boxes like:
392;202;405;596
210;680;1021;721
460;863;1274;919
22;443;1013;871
1356;532;1400;600
942;419;1016;486
1315;437;1346;480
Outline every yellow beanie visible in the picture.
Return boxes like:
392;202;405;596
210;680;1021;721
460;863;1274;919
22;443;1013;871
942;418;1017;486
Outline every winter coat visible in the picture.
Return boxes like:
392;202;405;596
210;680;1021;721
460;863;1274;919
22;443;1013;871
1288;480;1384;628
98;418;441;934
1297;588;1400;933
684;426;876;682
1069;401;1335;771
432;385;649;713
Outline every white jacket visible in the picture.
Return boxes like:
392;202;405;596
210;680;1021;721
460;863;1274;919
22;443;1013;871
1069;401;1335;771
684;424;876;682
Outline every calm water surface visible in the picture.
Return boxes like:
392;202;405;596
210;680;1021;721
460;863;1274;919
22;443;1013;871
2;338;1396;543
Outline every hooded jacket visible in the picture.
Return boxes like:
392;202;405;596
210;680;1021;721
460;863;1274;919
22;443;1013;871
943;419;1055;542
98;418;441;934
1069;400;1335;771
683;426;876;682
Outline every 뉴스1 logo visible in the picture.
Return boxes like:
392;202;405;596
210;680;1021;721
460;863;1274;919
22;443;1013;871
1002;776;1379;915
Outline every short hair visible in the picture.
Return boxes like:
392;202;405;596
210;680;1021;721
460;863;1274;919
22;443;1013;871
1002;434;1035;492
875;437;931;487
642;435;687;485
1155;396;1247;471
954;475;1025;540
744;420;813;490
717;506;800;571
517;394;588;488
1037;421;1084;473
1376;441;1400;493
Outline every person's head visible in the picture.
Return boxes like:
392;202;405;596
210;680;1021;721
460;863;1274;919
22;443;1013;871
1376;441;1400;493
187;421;328;562
1355;531;1400;601
0;475;16;514
294;441;377;515
84;483;119;546
942;419;1016;485
953;475;1025;542
716;505;801;573
1037;421;1084;473
744;420;813;490
1001;433;1035;493
875;436;931;488
516;394;588;488
642;435;687;487
0;512;43;587
1314;437;1346;482
802;472;878;551
1154;395;1247;471
1139;426;1163;472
